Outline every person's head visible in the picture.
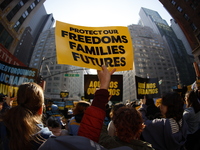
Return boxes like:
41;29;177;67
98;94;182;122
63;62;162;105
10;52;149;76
113;107;144;143
3;82;44;150
185;90;200;113
160;92;184;122
46;116;62;136
73;101;90;115
17;82;44;115
110;102;125;119
145;98;155;106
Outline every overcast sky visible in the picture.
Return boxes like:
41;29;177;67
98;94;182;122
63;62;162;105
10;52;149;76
44;0;172;27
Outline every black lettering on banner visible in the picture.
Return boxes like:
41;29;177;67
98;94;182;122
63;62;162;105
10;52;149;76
102;36;111;43
80;54;89;64
77;44;85;53
61;30;128;44
69;32;78;41
69;41;126;56
71;52;127;68
113;57;121;67
121;57;126;66
61;30;68;37
92;36;101;44
104;58;114;67
69;27;119;35
85;36;92;44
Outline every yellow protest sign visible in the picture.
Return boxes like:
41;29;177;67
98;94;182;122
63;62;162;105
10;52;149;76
55;21;134;71
60;92;69;98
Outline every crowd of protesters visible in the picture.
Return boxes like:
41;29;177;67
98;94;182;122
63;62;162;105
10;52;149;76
0;65;200;150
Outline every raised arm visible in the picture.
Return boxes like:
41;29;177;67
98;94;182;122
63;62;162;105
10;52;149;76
78;65;116;142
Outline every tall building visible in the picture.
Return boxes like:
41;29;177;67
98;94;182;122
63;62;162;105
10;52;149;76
13;4;54;66
139;7;195;86
29;28;85;100
159;0;200;67
170;18;195;65
0;0;54;66
0;0;45;53
170;19;192;56
121;24;176;101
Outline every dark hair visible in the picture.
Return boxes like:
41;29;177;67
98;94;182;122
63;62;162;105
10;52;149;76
73;101;90;115
113;107;144;143
110;103;125;119
162;92;184;122
186;90;200;113
145;98;154;106
46;116;61;128
145;98;161;119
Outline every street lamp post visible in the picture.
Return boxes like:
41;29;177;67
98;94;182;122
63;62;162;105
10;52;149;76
38;55;56;77
37;55;56;87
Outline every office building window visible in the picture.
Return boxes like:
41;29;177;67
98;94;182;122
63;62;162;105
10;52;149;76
55;66;61;69
13;21;21;31
13;10;29;31
171;0;176;5
177;6;183;12
0;23;13;49
0;0;12;10
6;0;28;21
183;14;190;21
13;0;40;32
42;72;47;76
54;77;60;80
190;3;198;10
52;89;59;93
191;23;197;31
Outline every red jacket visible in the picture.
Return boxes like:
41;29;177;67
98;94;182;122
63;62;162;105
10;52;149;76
78;89;109;142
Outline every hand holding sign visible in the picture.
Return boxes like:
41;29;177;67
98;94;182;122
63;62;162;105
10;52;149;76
97;65;116;90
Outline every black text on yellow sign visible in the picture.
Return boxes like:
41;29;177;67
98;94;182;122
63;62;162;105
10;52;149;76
55;21;134;71
60;92;69;98
84;75;123;102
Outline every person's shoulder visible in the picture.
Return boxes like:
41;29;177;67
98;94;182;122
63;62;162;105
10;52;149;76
60;129;68;136
39;135;133;150
127;139;154;150
39;135;105;150
36;124;53;138
184;107;195;114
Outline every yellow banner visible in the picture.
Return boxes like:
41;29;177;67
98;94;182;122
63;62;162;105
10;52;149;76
55;21;134;71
